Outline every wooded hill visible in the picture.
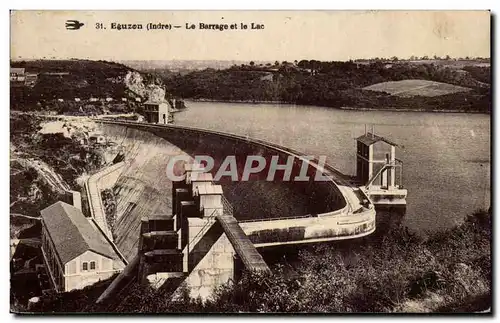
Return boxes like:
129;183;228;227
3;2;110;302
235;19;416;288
162;60;491;112
10;59;166;114
11;59;135;98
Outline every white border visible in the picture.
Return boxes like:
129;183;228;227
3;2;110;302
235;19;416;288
3;1;498;10
2;1;498;322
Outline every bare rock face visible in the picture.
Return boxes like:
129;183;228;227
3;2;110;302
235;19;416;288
146;85;166;102
124;71;166;101
124;71;146;97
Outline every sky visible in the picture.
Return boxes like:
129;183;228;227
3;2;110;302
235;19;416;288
10;10;491;61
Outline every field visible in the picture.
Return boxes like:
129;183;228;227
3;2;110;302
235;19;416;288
363;79;472;97
405;59;490;69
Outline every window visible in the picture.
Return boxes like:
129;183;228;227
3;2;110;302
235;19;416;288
90;261;96;270
82;262;88;271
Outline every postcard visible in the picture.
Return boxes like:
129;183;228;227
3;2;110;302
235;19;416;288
10;10;491;314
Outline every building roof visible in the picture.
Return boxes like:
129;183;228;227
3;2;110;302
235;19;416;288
40;201;117;264
191;172;214;182
356;133;397;146
11;67;25;74
197;184;223;195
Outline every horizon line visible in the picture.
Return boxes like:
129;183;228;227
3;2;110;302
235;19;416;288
10;56;492;62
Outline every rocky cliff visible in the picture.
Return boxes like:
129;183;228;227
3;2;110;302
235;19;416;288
124;71;166;101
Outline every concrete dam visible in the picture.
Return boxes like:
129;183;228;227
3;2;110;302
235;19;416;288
89;120;379;302
97;121;376;254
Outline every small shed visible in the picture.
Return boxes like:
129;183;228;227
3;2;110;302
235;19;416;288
88;132;107;145
356;132;397;187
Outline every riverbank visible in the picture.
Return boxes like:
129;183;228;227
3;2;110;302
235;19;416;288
189;98;490;114
337;106;490;114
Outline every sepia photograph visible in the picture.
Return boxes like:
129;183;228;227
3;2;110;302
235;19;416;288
9;10;491;314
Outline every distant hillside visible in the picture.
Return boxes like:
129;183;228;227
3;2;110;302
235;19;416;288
11;59;133;77
10;59;491;113
120;60;275;81
163;60;491;113
120;60;273;72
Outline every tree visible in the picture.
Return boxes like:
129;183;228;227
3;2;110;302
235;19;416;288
297;60;309;69
249;61;255;66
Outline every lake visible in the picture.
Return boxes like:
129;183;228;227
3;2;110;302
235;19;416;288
174;101;491;233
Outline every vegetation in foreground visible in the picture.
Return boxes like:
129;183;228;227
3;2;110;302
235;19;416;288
10;113;114;309
24;209;491;313
10;114;104;198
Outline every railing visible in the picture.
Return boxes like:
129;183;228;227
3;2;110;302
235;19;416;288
187;209;219;249
365;161;404;190
221;196;234;215
84;163;128;265
239;214;316;223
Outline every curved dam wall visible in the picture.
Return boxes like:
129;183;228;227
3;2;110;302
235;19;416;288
96;123;189;261
100;121;348;222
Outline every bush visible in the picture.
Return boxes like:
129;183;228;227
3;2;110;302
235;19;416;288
23;210;491;313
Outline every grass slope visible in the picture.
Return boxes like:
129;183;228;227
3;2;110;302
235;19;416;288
364;79;472;97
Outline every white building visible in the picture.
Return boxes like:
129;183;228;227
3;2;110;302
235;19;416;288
10;67;25;82
143;100;173;124
88;131;107;145
40;201;125;292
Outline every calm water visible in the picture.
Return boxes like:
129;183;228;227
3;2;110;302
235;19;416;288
175;101;491;233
